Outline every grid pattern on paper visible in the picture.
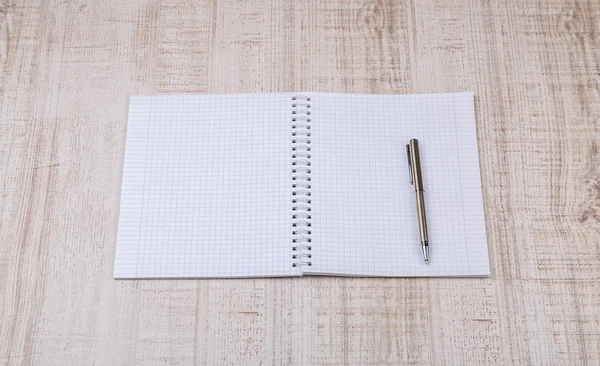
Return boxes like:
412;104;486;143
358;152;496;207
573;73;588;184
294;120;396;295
114;94;300;278
303;92;489;277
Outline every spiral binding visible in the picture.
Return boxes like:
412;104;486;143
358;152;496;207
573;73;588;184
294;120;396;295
291;95;312;268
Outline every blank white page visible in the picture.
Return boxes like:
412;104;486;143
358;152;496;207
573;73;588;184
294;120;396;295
115;94;300;278
304;92;489;276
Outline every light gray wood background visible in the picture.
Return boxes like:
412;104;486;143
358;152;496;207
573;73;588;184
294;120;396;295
1;0;599;364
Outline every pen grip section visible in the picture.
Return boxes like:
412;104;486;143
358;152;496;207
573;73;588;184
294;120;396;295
414;190;428;243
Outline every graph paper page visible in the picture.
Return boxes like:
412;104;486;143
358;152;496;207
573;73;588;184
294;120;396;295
115;94;300;278
304;92;489;277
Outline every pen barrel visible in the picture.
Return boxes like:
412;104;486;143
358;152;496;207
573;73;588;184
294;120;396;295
414;190;429;243
408;139;425;190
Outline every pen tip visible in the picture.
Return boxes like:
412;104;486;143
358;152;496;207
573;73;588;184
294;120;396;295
424;259;429;265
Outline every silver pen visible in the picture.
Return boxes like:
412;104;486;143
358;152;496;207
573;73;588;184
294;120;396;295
406;139;429;264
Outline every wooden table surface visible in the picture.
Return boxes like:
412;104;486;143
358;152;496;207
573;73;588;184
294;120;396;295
1;0;599;364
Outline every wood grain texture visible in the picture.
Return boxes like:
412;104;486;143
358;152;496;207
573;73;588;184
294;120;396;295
1;0;599;364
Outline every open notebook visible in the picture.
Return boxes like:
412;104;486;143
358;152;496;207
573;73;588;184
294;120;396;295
114;92;490;278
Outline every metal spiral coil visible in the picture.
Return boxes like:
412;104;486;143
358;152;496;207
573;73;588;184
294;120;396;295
291;95;312;268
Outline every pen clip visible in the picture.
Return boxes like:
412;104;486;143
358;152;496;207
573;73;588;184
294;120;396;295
406;144;413;185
